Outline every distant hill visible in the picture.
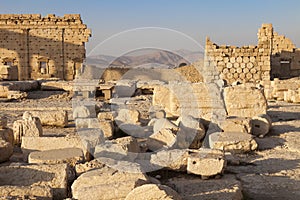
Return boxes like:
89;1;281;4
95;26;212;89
85;49;204;68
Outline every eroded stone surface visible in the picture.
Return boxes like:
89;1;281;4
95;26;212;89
209;132;258;153
28;147;84;166
71;166;149;200
0;163;69;199
187;149;226;177
125;184;182;200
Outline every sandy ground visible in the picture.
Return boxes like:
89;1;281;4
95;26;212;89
1;91;300;199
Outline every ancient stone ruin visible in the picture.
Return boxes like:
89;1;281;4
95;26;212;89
0;18;300;200
0;14;91;81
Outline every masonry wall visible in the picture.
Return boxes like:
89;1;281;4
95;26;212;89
204;23;300;84
0;14;91;80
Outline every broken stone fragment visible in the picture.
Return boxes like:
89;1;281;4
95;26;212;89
147;128;177;151
114;79;137;97
220;116;252;134
125;184;182;200
75;159;105;177
177;115;206;149
21;135;93;161
13;112;43;145
150;149;188;172
153;118;178;134
115;108;140;124
187;149;226;177
209;132;258;153
73;104;97;119
250;114;272;137
99;120;114;139
223;84;267;118
28;110;68;127
28;147;84;167
0;139;13;163
0;163;70;199
7;90;27;100
94;136;139;161
97;111;116;121
71;165;149;200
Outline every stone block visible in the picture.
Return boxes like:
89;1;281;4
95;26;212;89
0;164;69;199
71;166;149;200
0;185;52;200
177;115;206;149
13;112;43;145
29;110;68;127
99;120;114;139
223;84;267;118
115;108;140;124
251;114;272;137
7;90;27;100
220;117;252;133
21;135;92;161
147;128;177;151
150;149;188;172
41;81;73;91
114;79;137;97
73;105;96;119
28;147;84;167
187;149;226;177
97;111;116;121
209;132;258;153
125;184;182;200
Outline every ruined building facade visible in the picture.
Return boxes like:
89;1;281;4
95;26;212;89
204;24;300;84
0;14;91;80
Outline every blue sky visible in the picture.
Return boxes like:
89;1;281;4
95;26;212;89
0;0;299;54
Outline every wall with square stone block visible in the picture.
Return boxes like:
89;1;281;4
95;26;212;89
0;14;91;80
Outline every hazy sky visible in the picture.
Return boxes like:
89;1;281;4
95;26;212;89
0;0;299;55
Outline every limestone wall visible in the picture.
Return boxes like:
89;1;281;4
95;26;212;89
0;14;91;80
204;24;300;84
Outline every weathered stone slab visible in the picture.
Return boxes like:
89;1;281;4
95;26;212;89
115;108;140;124
28;110;68;127
177;115;206;149
71;166;149;200
187;149;226;178
28;147;84;167
220;117;252;133
150;149;188;172
223;84;267;118
209;132;258;153
73;105;97;119
7;90;27;100
21;135;92;161
41;81;73;91
0;164;69;199
0;185;52;200
147;128;177;151
125;184;182;200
